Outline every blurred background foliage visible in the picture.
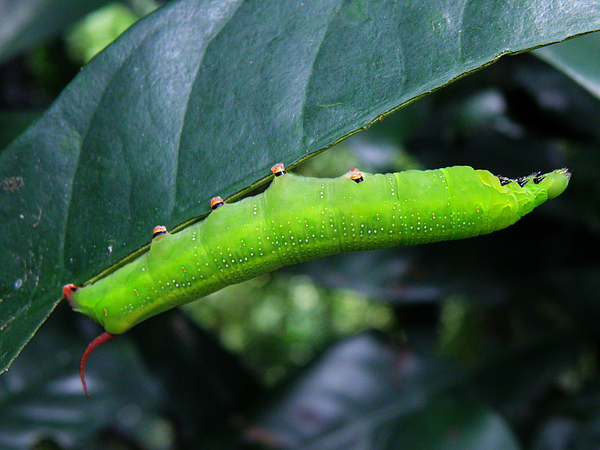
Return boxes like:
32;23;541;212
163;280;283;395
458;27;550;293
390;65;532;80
2;1;600;449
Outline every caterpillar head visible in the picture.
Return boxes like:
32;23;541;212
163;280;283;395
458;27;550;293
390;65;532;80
543;168;571;200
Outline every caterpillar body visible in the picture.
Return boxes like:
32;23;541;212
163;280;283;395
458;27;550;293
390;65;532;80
62;164;570;394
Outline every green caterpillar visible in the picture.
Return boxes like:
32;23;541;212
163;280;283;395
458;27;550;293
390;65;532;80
63;164;570;394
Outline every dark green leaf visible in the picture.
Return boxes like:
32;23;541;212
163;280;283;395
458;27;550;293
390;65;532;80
1;0;600;374
0;311;158;449
252;332;521;449
388;397;520;449
534;31;600;100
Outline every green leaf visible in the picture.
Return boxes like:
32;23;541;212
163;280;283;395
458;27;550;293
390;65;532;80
0;312;158;449
1;0;600;374
65;2;144;64
253;332;521;448
534;31;600;100
389;397;521;449
0;0;110;64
